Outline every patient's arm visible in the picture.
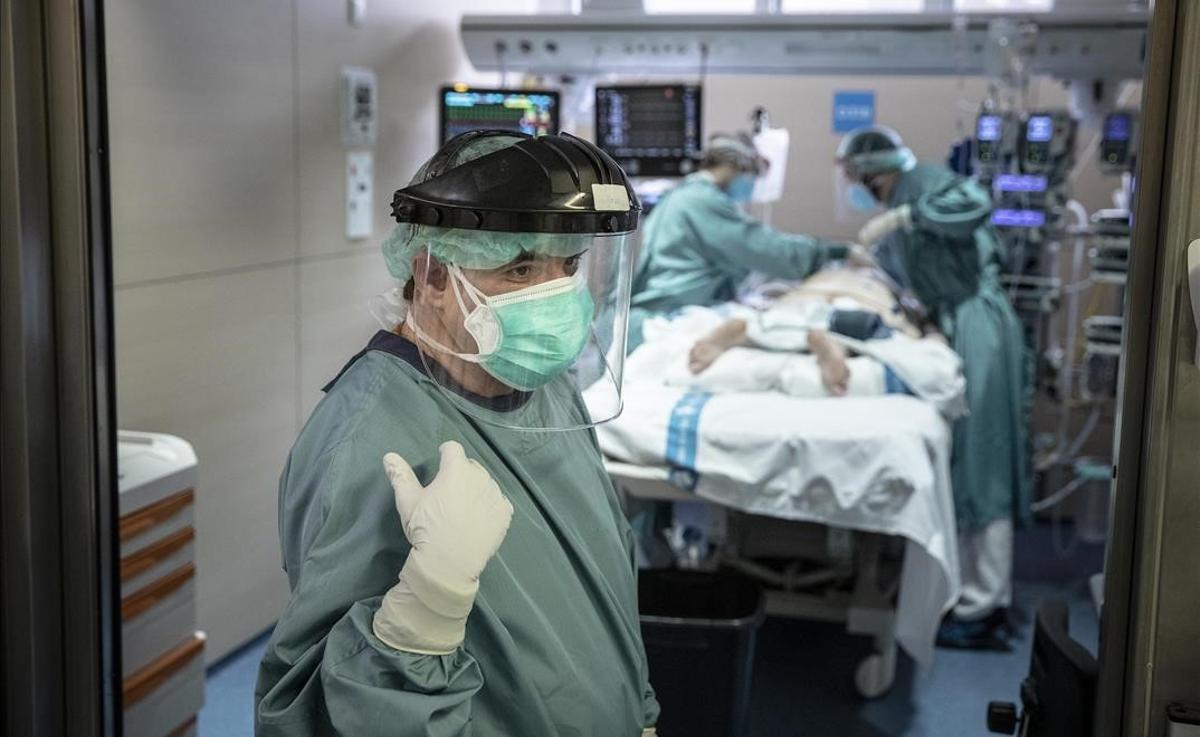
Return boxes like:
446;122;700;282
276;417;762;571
689;318;750;374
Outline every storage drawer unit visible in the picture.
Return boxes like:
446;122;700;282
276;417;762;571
118;431;203;735
124;632;206;737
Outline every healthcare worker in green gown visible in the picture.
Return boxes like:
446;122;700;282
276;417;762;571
255;131;659;736
836;125;1031;650
628;132;871;350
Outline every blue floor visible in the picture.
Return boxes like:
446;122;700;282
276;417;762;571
199;524;1102;737
200;629;271;737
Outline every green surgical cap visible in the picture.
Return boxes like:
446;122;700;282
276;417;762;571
383;133;590;282
703;132;759;173
382;226;593;282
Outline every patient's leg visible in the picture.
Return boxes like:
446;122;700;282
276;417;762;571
777;354;886;397
807;330;851;396
689;318;750;374
678;346;888;397
675;347;793;393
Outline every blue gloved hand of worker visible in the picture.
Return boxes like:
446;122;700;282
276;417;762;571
857;204;913;246
373;441;514;655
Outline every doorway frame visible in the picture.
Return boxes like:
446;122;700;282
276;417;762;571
1;0;121;734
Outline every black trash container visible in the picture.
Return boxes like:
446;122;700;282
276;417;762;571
638;569;766;737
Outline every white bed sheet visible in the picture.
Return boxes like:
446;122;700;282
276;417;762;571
590;383;962;668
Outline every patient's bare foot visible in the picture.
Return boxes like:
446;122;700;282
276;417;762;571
689;319;749;374
808;330;850;396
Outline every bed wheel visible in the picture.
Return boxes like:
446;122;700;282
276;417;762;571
854;650;897;699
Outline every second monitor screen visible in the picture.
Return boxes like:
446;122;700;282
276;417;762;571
595;85;702;177
440;87;559;143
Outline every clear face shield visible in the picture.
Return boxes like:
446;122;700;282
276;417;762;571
833;160;881;223
403;232;636;432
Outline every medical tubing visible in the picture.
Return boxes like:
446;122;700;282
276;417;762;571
1031;474;1089;514
1052;199;1091;453
1036;404;1101;473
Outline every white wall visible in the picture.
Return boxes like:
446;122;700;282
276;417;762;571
108;0;534;663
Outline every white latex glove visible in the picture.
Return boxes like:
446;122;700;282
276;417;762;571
857;204;912;246
845;243;878;269
373;441;514;655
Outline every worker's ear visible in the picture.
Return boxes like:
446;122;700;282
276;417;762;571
711;163;737;186
864;174;884;202
410;252;449;306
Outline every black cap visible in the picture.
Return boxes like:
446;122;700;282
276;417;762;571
392;130;641;235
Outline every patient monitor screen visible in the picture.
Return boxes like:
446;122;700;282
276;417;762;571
1025;115;1054;143
1103;113;1132;142
439;87;559;143
594;85;703;177
1100;112;1136;171
976;114;1003;142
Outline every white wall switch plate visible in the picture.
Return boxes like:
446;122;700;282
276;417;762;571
347;151;373;240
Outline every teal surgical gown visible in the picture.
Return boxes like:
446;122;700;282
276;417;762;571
880;163;1032;531
255;332;659;736
628;173;848;349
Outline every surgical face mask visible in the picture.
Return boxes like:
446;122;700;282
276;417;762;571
846;182;879;213
726;173;757;204
409;264;596;391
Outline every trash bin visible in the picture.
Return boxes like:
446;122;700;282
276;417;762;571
638;569;766;737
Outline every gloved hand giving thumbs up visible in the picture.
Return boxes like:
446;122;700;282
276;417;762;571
372;441;514;655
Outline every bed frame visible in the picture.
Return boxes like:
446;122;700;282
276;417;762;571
609;460;903;698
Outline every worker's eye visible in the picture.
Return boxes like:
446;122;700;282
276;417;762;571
564;255;582;275
507;264;533;279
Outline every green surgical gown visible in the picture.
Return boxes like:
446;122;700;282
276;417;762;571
628;174;848;350
881;163;1032;531
255;332;659;736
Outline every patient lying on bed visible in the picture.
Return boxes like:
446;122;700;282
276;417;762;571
655;268;964;413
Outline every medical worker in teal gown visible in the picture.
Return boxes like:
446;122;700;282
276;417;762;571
628;133;870;350
255;130;660;735
837;125;1032;650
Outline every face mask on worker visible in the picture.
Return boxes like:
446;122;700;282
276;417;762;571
409;263;596;391
846;181;879;213
726;172;757;204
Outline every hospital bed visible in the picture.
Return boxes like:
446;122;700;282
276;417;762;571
594;384;962;699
